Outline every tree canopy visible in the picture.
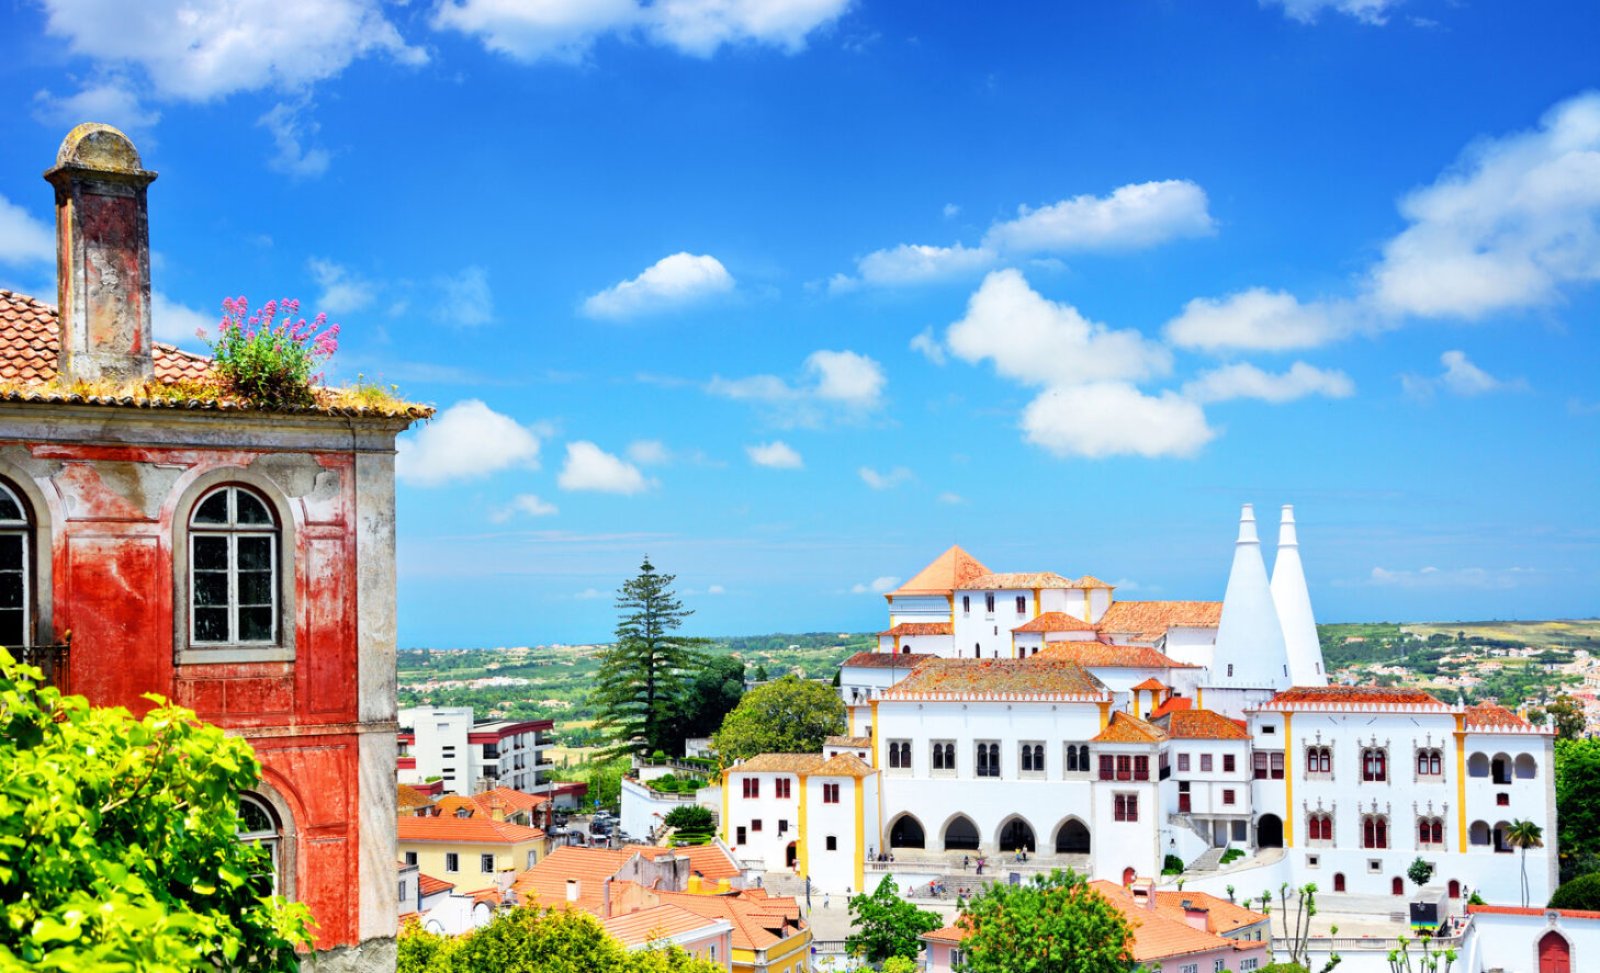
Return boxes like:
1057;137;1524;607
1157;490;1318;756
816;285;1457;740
1549;873;1600;910
671;655;745;744
398;905;724;973
0;650;311;971
956;869;1134;973
846;877;942;963
711;675;846;761
1556;737;1600;881
1546;695;1587;740
592;558;709;758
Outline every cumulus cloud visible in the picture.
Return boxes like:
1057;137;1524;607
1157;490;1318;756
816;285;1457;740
943;269;1170;387
626;440;672;466
32;76;160;135
396;400;543;486
557;441;652;494
490;494;559;522
909;327;946;365
833;180;1214;290
852;576;901;594
1263;0;1402;25
432;0;851;63
308;258;375;315
1401;349;1520;399
858;466;914;490
1022;382;1214;459
582;252;734;320
1183;361;1355;404
150;291;215;344
746;440;803;469
259;99;331;178
441;266;495;326
1369;92;1600;319
708;349;885;425
1164;289;1357;353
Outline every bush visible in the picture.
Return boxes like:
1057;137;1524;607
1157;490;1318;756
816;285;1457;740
1163;854;1184;875
1550;873;1600;910
1220;848;1245;865
664;804;714;832
204;296;338;409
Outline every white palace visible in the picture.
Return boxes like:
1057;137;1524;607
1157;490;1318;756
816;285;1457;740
717;505;1558;909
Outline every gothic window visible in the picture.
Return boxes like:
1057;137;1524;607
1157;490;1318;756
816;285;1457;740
1308;812;1334;844
985;593;995;613
189;485;279;645
1362;747;1388;783
1418;816;1445;848
238;794;284;897
976;741;1000;778
1306;746;1332;777
1362;814;1389;849
1020;742;1045;775
1416;748;1443;778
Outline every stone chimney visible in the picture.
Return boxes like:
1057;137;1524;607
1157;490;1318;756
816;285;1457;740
43;123;158;384
565;879;580;902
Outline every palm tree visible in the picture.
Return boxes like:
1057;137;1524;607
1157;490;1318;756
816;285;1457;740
1505;819;1545;907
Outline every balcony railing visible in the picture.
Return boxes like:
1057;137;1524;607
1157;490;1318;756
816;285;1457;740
15;643;70;691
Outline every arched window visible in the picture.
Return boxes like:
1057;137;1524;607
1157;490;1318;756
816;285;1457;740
1308;812;1333;844
1469;820;1492;847
189;486;279;645
0;481;32;649
1306;746;1332;776
1467;753;1490;778
238;794;284;897
1362;814;1389;849
1416;748;1443;777
1418;816;1445;848
1392;877;1404;896
1362;747;1387;782
1333;872;1346;892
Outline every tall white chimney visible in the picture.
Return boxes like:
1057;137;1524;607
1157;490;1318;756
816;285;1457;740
1271;505;1329;687
1209;504;1293;693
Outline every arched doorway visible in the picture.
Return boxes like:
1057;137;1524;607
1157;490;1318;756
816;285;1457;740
943;815;980;851
1333;873;1346;892
1257;814;1284;848
1122;867;1136;886
889;814;926;850
1448;879;1461;899
1055;819;1091;854
785;842;797;869
1392;877;1404;896
998;817;1035;853
1539;930;1572;973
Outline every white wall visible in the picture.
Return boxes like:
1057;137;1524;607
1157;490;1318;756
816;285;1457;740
1461;910;1600;973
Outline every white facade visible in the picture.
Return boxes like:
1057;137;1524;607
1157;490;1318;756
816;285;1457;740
398;706;554;797
720;754;880;894
1460;907;1597;973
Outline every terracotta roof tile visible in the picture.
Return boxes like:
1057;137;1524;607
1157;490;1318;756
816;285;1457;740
883;658;1107;698
1013;612;1098;633
962;571;1075;590
878;622;953;637
892;546;992;595
1095;600;1223;640
1148;696;1193;719
1038;641;1197;669
653;889;805;952
825;735;873;748
1071;575;1114;588
398;784;436;812
396;814;545;845
1469;904;1600;919
1465;703;1532;730
732;754;825;774
1264;686;1448;708
602;903;725;947
814;752;876;778
1092;712;1168;744
418;873;456;896
1157;709;1250;740
1131;677;1167;691
841;651;937;669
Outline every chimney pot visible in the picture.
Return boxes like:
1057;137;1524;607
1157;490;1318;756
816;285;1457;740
566;878;579;902
43;123;158;385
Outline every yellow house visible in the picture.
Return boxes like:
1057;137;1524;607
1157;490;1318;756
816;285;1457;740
397;814;547;886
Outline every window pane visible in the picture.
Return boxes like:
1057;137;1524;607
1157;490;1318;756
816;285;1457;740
0;491;23;523
239;607;274;642
194;536;229;571
238;571;273;606
236;492;273;526
237;536;273;571
193;572;229;607
0;572;22;609
194;607;229;642
0;535;21;569
239;799;275;834
0;609;23;649
194;490;229;524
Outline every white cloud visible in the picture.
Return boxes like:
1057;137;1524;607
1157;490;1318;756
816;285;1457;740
150;291;215;344
1402;349;1520;399
258;99;331;178
943;203;961;219
37;0;425;102
708;348;885;425
1164;289;1356;352
707;584;726;595
558;441;652;494
574;587;607;600
983;180;1215;253
432;0;850;63
944;269;1170;387
851;575;901;594
1183;361;1355;404
1366;565;1538;589
937;491;965;505
831;242;995;291
909;327;946;365
441;266;495;326
1021;382;1214;460
1263;0;1402;25
626;440;672;466
746;440;803;469
859;466;913;490
308;258;375;315
490;494;559;522
806;349;885;408
582;252;734;320
33;76;159;135
1369;92;1600;319
0;195;54;266
396;400;543;487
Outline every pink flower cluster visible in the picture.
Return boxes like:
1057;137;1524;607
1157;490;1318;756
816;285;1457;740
208;296;340;361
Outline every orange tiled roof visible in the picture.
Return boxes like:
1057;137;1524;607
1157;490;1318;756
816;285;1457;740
1092;712;1168;744
826;735;873;748
653;888;805;953
398;784;436;812
0;289;431;418
732;754;825;774
1131;677;1167;691
1038;641;1197;669
1094;600;1223;640
841;651;937;669
962;571;1075;590
892;546;992;595
1465;703;1532;730
396;814;545;845
1157;709;1250;740
1469;904;1600;919
1071;575;1113;588
814;752;876;778
1013;612;1098;633
603;903;726;947
878;622;954;637
1265;686;1447;708
884;658;1107;698
1148;696;1193;719
418;873;456;897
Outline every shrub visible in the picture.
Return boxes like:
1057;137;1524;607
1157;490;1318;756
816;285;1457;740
1163;854;1184;875
1550;873;1600;910
1220;848;1246;865
664;804;714;833
202;296;338;409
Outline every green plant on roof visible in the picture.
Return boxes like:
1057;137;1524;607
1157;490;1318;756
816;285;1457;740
201;296;338;409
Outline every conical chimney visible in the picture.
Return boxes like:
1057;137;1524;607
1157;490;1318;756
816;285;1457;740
1209;504;1292;691
1271;505;1328;686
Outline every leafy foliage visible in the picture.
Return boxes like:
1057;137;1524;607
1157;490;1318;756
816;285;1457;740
846;877;942;963
663;805;714;832
1556;738;1600;882
671;655;745;742
549;758;626;813
1545;695;1587;740
593;559;709;759
1506;819;1546;908
397;905;724;973
203;296;338;409
0;649;312;970
1407;857;1435;888
956;869;1133;973
1549;872;1600;910
881;957;919;973
712;675;845;761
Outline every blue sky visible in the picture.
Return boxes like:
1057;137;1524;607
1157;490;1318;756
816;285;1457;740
1;1;1596;646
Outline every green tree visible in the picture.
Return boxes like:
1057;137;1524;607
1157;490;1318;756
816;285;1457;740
711;675;846;761
399;905;724;972
1506;819;1546;908
1548;873;1600;910
846;877;942;963
1407;857;1435;889
956;869;1134;973
673;655;745;741
0;650;312;970
663;805;714;833
593;558;709;758
1556;737;1600;881
882;957;919;973
1546;695;1587;740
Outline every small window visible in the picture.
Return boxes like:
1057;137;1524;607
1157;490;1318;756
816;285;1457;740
1222;788;1236;805
1200;754;1213;772
823;783;840;804
1223;754;1236;773
1262;724;1276;734
1306;854;1319;868
736;826;746;844
1177;753;1190;772
751;819;763;832
445;852;460;873
932;740;956;774
480;853;495;874
404;851;418;865
976;741;1001;778
1368;859;1382;873
962;596;970;615
189;485;279;645
1015;595;1026;614
775;777;792;799
1306;746;1332;776
825;835;838;851
985;593;995;613
1114;793;1139;822
778;819;788;835
1363;747;1388;783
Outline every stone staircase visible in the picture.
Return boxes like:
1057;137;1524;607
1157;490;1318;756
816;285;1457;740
1187;847;1228;872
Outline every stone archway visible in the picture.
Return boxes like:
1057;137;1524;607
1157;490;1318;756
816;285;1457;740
1258;813;1284;848
997;816;1035;853
943;815;980;851
1055;818;1091;854
888;814;926;850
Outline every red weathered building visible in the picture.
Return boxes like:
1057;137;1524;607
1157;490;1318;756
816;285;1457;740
0;123;430;968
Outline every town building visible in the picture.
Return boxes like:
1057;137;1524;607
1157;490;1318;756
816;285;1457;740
398;704;555;796
396;813;548;884
0;123;430;966
719;752;880;895
718;504;1559;916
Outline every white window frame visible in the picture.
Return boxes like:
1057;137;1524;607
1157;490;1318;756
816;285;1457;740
188;485;280;647
0;481;31;649
237;794;283;897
